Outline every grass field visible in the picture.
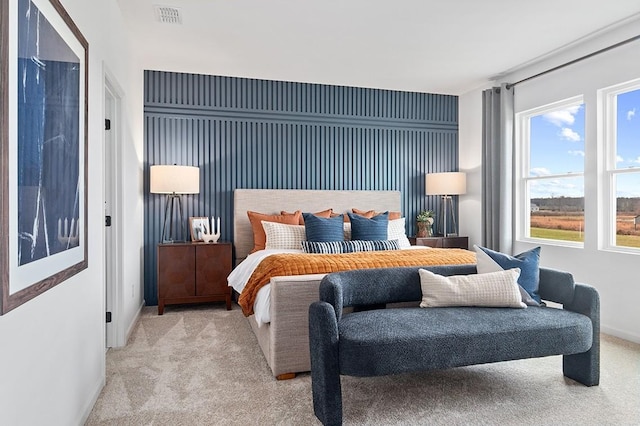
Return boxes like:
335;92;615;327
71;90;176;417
530;212;640;247
615;234;640;248
530;227;584;242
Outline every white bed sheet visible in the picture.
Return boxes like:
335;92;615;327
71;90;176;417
227;246;431;327
227;248;301;326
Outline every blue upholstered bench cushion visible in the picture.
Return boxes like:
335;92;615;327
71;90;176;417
338;306;593;377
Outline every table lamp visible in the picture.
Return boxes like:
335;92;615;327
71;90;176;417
425;172;466;237
150;165;200;243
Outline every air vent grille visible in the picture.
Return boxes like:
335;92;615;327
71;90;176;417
154;5;182;24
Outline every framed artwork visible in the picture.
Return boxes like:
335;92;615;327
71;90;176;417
0;0;89;314
189;217;210;242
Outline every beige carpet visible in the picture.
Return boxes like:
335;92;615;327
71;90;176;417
86;304;640;425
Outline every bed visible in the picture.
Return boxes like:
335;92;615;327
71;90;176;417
230;189;476;379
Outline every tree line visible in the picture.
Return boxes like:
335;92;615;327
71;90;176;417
532;197;640;213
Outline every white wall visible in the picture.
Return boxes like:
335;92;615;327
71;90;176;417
459;18;640;343
459;89;484;249
0;0;143;424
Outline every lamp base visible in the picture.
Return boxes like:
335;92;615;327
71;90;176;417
435;195;459;238
161;194;187;243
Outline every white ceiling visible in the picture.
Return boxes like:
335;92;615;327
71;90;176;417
116;0;640;95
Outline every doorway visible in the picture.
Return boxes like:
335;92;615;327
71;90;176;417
104;73;123;348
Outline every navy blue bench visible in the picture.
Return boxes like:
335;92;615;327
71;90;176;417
309;265;599;426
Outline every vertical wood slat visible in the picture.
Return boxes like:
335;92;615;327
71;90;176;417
143;71;459;306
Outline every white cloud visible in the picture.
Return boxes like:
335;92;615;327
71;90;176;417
529;176;584;198
616;156;640;164
560;128;581;141
530;167;551;177
543;105;581;127
628;108;636;121
616;188;640;197
568;150;585;157
616;170;640;196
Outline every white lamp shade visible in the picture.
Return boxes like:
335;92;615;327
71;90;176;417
150;165;200;194
426;172;466;196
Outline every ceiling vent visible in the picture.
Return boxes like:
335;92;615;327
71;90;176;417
154;5;182;24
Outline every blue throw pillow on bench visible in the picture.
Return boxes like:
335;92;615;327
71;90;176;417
475;245;541;303
347;211;389;241
303;213;344;242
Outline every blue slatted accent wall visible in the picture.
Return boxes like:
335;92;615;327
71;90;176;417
144;70;459;305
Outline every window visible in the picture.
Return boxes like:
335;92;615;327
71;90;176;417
602;81;640;250
517;97;585;244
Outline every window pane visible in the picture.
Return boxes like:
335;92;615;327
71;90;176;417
615;89;640;169
529;177;584;242
529;104;585;176
615;172;640;248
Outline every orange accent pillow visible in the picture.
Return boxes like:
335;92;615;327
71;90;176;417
352;208;402;220
281;209;333;225
351;208;376;218
247;210;302;253
387;211;402;220
331;212;350;222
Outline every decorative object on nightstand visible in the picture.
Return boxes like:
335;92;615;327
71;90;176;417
189;216;209;241
150;165;200;243
200;217;221;243
415;210;434;238
425;171;466;237
157;241;232;314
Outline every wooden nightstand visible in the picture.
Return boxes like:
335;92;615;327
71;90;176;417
410;236;469;250
157;241;232;315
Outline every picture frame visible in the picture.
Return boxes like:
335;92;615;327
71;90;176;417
189;217;210;242
0;0;89;315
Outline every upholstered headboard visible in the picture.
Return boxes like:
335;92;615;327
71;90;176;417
233;189;401;262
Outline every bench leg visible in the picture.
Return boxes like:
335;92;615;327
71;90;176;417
309;302;342;426
563;284;600;386
563;347;599;386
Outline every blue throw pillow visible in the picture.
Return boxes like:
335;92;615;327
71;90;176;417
303;213;344;242
475;245;541;303
348;211;389;241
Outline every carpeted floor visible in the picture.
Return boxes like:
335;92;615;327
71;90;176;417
86;304;640;425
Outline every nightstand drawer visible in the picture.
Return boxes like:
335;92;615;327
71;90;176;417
195;243;232;296
413;236;468;250
157;242;233;314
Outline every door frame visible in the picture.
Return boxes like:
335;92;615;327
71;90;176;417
104;66;125;347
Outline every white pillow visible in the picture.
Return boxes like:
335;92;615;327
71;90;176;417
474;245;540;306
343;222;352;241
388;218;412;248
418;268;526;308
262;221;306;250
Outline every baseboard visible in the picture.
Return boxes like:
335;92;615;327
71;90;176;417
78;302;145;424
601;326;640;344
124;300;145;345
77;374;106;426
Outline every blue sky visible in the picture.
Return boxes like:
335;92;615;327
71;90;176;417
529;89;640;198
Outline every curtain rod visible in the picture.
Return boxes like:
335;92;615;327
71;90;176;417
506;34;640;90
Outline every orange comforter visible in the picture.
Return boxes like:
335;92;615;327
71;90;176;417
238;248;476;316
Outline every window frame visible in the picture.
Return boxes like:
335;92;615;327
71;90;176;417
515;95;585;247
600;78;640;253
